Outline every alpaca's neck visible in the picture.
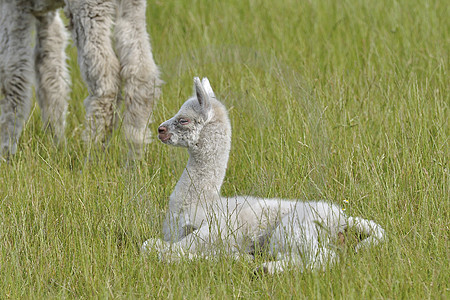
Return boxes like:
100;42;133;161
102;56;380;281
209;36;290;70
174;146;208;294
170;123;231;210
185;144;229;191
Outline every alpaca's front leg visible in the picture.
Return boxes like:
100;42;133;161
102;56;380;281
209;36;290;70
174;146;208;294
65;0;121;145
115;0;162;158
142;225;213;262
34;11;70;145
0;3;34;159
141;238;198;262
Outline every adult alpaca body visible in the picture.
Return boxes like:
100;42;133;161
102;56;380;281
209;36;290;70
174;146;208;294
142;77;386;274
0;0;161;159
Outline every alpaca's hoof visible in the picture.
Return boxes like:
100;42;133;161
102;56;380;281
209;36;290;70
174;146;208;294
141;238;164;254
252;265;270;278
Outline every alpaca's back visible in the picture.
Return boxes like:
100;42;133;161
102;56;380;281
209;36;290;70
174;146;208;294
217;196;346;242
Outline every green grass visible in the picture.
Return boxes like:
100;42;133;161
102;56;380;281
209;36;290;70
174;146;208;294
1;0;448;298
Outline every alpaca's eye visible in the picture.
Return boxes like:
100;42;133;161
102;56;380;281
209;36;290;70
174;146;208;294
179;118;190;125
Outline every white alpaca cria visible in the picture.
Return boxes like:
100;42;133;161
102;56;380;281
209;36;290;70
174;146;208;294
142;77;386;274
0;0;162;160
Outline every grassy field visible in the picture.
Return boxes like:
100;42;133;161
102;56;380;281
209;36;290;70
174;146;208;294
0;0;448;298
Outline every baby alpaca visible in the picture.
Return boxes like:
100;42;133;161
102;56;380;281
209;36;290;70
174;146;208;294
142;77;385;274
0;0;161;160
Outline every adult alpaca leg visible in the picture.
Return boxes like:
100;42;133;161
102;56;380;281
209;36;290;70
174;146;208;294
65;0;121;145
115;0;161;158
0;3;34;159
34;11;70;145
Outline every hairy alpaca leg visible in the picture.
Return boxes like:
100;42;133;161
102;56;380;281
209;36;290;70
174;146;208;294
65;0;120;145
115;0;162;158
34;11;70;145
142;225;222;262
0;3;34;159
261;216;338;274
347;216;386;252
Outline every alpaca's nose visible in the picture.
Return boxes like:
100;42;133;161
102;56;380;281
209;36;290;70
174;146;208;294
158;126;167;134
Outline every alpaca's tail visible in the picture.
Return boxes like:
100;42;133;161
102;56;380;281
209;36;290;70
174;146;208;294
347;217;386;252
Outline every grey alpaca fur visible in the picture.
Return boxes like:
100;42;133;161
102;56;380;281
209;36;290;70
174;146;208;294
142;77;386;274
0;0;161;159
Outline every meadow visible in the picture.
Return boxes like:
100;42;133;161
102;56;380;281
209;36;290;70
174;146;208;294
0;0;448;298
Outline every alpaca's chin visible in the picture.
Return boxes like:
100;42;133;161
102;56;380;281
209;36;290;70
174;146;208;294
159;133;172;143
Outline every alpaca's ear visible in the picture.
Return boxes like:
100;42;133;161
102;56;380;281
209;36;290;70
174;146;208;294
194;77;211;112
201;77;216;98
